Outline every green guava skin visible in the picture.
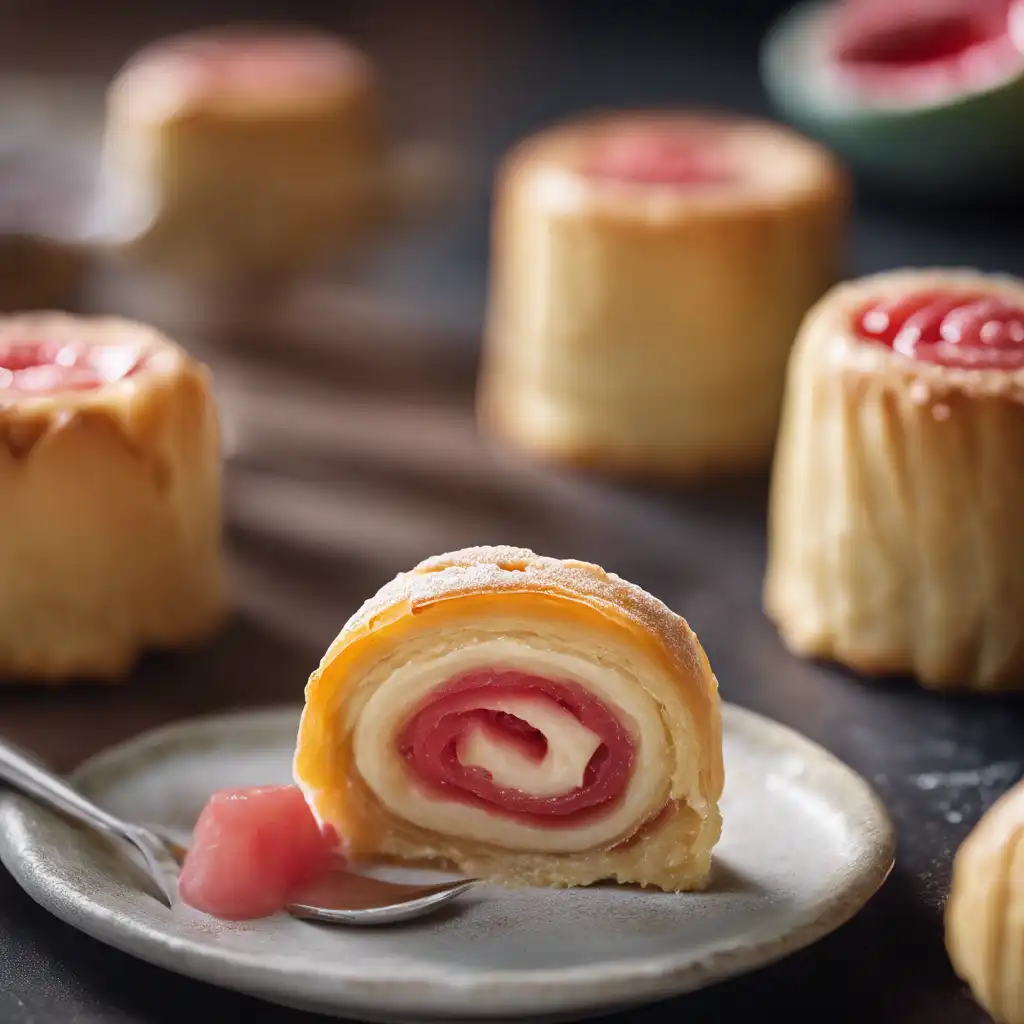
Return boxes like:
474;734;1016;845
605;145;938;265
761;1;1024;197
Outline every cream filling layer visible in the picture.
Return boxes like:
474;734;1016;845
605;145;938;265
351;637;673;853
456;695;603;797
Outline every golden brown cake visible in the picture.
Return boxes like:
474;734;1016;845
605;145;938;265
477;111;848;479
765;267;1024;691
100;24;387;281
294;545;724;891
0;312;227;682
946;777;1024;1024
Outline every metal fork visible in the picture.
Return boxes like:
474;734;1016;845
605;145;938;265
0;735;181;905
0;734;478;924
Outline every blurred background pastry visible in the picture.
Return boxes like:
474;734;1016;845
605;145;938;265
946;776;1024;1024
0;312;226;683
765;267;1024;690
98;24;390;285
477;111;848;480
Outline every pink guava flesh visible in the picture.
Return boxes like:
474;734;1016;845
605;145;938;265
829;0;1022;101
178;785;338;921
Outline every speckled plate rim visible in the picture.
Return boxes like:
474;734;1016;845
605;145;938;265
0;703;896;1021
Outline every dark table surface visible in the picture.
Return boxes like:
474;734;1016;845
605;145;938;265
0;2;1023;1021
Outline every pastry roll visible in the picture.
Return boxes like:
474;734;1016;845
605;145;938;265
477;111;848;479
765;268;1024;690
0;312;227;682
294;546;724;891
100;24;387;280
946;777;1024;1024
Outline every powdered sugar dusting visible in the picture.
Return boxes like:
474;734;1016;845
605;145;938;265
912;761;1022;825
310;545;724;811
333;545;711;692
913;761;1020;793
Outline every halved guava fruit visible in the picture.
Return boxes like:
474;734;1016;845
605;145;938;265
761;0;1024;195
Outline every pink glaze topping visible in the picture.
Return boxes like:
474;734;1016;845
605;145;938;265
178;785;338;921
136;28;364;102
854;290;1024;369
397;670;636;826
0;340;143;394
583;129;734;185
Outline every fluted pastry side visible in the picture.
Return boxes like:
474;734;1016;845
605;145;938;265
0;312;227;682
100;26;387;280
765;268;1024;691
946;778;1024;1024
478;112;848;479
294;545;724;891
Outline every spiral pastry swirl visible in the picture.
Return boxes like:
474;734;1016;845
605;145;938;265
294;546;724;891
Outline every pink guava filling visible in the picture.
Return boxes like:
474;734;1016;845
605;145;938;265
0;339;143;394
178;785;339;921
397;670;636;826
583;130;735;185
151;30;361;100
854;289;1024;369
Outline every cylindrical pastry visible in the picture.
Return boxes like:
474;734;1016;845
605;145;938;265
477;111;848;479
294;545;724;891
946;777;1024;1024
0;312;227;682
100;24;387;280
765;267;1024;690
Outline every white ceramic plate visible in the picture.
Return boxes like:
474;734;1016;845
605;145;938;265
0;704;895;1023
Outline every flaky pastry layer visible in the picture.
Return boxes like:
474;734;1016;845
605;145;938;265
294;545;724;891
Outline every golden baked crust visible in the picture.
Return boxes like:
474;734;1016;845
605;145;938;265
946;778;1024;1024
0;312;227;682
765;268;1024;691
477;111;849;479
101;25;387;280
295;545;724;891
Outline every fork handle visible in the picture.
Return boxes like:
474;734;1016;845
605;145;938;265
0;734;136;841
